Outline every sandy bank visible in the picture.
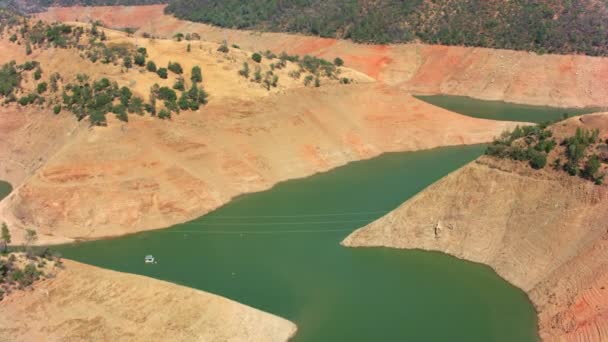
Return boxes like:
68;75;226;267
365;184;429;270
36;5;608;108
0;259;296;341
343;113;608;341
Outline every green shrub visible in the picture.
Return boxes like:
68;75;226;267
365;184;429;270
53;104;61;114
134;54;145;67
251;53;262;63
158;87;177;102
217;41;229;53
191;66;202;83
303;75;313;86
128;97;144;115
36;82;47;94
157;67;168;79
123;55;132;68
528;150;547;169
146;61;157;72
158;108;171;119
33;68;42;80
238;62;249;78
0;62;21;96
173;78;185;91
168;62;183;74
334;57;344;66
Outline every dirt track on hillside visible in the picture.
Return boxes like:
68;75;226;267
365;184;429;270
37;5;608;108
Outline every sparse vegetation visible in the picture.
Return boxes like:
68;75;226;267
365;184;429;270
168;61;183;75
0;12;209;128
146;60;157;72
191;66;202;83
251;52;262;63
486;124;606;184
217;40;229;53
238;62;249;78
157;67;168;79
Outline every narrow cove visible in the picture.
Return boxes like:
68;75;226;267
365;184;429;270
415;95;601;123
55;145;539;341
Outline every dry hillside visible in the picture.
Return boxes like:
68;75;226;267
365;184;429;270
0;21;518;244
343;113;608;341
37;5;608;108
0;259;296;341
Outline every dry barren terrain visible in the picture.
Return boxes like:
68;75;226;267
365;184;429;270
344;114;608;342
0;21;518;244
0;260;296;342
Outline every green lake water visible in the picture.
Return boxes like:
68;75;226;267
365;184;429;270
416;95;600;123
56;145;539;342
0;181;12;201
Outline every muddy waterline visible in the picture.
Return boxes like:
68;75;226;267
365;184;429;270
56;145;539;341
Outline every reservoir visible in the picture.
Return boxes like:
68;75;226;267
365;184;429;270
416;95;599;123
0;181;12;201
56;145;539;342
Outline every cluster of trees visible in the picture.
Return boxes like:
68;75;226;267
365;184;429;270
0;60;50;105
165;0;608;56
559;128;604;184
486;124;555;170
239;50;347;89
3;15;83;56
487;124;606;184
0;13;211;125
149;65;208;119
61;74;144;125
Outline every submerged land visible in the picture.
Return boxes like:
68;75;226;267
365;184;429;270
0;4;606;342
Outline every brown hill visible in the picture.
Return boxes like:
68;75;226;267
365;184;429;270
37;5;608;108
343;113;608;341
0;22;518;244
0;259;296;341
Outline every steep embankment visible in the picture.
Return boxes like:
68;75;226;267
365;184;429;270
343;113;608;341
0;260;296;341
1;82;515;244
37;5;608;108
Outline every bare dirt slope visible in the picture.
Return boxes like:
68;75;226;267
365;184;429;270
37;5;608;108
1;82;516;244
0;21;518;244
343;113;608;341
0;260;296;342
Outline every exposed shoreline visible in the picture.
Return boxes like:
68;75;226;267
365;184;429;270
342;114;608;341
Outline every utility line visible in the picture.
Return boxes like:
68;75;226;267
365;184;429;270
205;210;390;219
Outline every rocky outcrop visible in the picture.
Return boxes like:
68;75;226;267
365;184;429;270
0;260;296;341
343;114;608;341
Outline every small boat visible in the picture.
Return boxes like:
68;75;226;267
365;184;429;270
144;255;155;263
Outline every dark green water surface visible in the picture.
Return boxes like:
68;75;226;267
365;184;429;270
0;181;12;201
416;95;600;123
56;145;538;342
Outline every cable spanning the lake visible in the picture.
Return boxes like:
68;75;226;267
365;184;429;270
205;210;390;219
162;228;355;235
185;218;377;226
